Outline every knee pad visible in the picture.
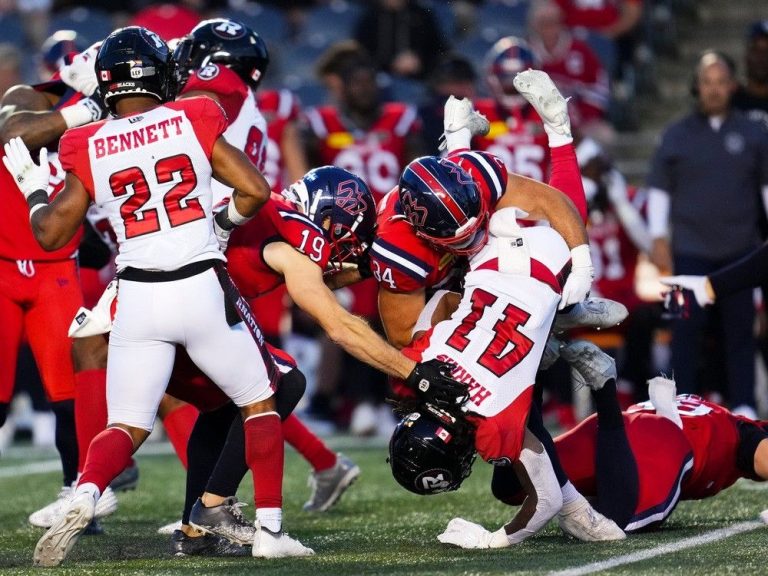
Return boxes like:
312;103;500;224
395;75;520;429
275;368;306;420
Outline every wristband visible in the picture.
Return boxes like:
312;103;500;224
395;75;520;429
26;189;48;216
570;244;592;268
60;99;101;128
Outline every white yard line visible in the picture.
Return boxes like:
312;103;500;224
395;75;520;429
0;460;62;478
550;520;766;576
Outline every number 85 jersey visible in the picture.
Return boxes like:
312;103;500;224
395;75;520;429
59;97;227;272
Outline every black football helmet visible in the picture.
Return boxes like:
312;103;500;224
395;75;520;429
96;27;177;114
282;166;376;270
398;156;488;256
173;18;269;91
388;404;476;496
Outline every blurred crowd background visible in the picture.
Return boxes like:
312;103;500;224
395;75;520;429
2;0;768;446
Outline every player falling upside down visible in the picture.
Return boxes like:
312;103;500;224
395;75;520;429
495;354;768;531
372;70;627;540
388;206;625;547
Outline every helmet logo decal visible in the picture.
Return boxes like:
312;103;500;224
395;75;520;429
145;30;164;48
335;179;368;216
197;64;220;80
401;190;429;229
212;21;245;39
417;470;452;492
440;158;474;186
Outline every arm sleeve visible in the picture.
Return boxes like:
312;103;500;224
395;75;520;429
709;240;768;297
647;187;670;239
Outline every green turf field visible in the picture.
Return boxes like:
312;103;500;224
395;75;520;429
1;442;766;575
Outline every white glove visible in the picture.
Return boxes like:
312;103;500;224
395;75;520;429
59;43;100;97
213;218;231;252
659;275;714;307
560;245;594;309
68;280;118;338
2;137;50;199
437;518;509;549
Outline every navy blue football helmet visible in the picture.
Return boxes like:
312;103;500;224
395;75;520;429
389;404;476;496
283;166;376;269
485;36;536;109
173;18;269;91
96;27;176;114
398;156;488;255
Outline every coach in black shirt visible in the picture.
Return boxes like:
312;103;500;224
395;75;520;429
646;50;768;418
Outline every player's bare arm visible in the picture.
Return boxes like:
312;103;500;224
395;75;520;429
210;135;271;217
755;439;768;480
0;85;63;148
265;241;416;379
378;286;427;349
30;172;90;250
497;174;588;249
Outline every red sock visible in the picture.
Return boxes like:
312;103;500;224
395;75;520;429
549;143;587;223
282;414;336;472
244;412;283;509
163;403;198;469
79;428;134;493
74;369;108;473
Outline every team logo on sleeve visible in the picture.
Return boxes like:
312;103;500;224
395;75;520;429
400;190;428;228
197;64;220;81
335;179;368;216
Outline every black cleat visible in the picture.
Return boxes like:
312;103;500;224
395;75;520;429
189;496;255;545
170;529;250;557
110;462;139;492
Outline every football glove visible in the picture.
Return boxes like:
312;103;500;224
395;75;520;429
59;42;100;97
660;275;714;307
560;244;594;309
2;137;50;199
437;518;509;549
406;359;470;410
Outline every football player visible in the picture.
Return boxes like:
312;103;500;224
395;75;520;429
388;207;625;546
0;32;118;529
4;25;307;565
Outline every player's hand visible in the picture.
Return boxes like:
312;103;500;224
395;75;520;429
2;137;50;199
560;245;593;309
437;518;509;549
406;359;469;410
59;43;100;97
213;218;232;253
356;246;373;279
660;275;714;307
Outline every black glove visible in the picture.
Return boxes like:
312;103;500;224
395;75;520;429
406;359;470;410
356;246;373;279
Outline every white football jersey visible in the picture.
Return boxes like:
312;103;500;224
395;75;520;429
59;97;227;272
416;209;571;417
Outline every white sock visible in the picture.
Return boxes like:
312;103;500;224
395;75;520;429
544;125;573;148
257;507;282;533
75;482;101;502
444;126;472;152
560;481;581;507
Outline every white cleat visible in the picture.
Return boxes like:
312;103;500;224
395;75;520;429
552;297;628;334
560;340;617;391
648;376;683;429
157;520;183;535
94;486;118;520
252;523;315;558
440;95;490;148
33;492;95;567
558;495;626;541
513;69;571;137
29;484;117;528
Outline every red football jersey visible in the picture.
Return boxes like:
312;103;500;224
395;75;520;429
627;395;753;500
0;83;85;261
225;193;331;299
369;150;507;294
257;89;301;192
472;100;550;182
554;0;641;30
304;102;420;202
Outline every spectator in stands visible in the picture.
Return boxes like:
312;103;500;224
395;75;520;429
353;0;448;80
418;53;478;154
646;50;768;419
553;0;642;41
733;20;768;128
527;0;612;142
315;40;371;105
0;44;21;98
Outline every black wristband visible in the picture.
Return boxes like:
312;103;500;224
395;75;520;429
26;189;48;211
214;208;236;231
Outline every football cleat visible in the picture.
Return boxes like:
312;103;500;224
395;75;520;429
33;492;95;567
539;334;563;371
513;70;571;137
157;520;182;535
559;340;617;391
110;462;139;492
552;297;628;334
443;95;490;137
557;495;626;541
170;529;250;557
189;496;255;546
303;453;361;512
28;486;72;528
647;376;683;429
252;523;314;558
